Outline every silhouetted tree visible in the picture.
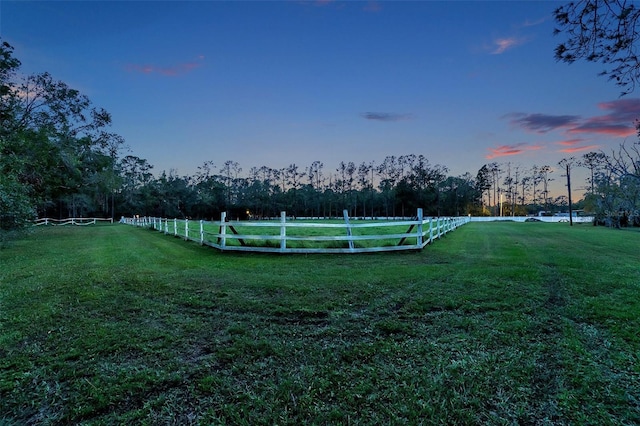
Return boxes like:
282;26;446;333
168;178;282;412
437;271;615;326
554;0;640;95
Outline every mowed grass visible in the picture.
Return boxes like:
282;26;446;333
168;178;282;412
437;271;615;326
169;218;451;249
1;222;639;424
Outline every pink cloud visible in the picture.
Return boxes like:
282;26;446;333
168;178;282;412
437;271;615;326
491;37;524;54
485;143;542;159
567;123;635;137
597;98;640;120
558;145;600;153
554;138;599;153
556;138;586;146
567;98;640;137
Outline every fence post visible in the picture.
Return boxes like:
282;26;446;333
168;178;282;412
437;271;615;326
185;219;189;241
200;220;204;245
343;209;354;251
280;211;287;252
164;218;168;234
416;208;423;249
220;212;227;249
173;218;177;236
429;218;434;243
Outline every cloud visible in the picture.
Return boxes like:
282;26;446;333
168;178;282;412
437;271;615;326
598;97;640;119
555;138;600;153
558;144;600;154
521;17;547;27
556;138;585;146
567;121;635;137
505;113;580;133
485;143;542;159
506;99;640;138
491;37;525;54
567;98;640;137
361;112;415;122
125;56;204;76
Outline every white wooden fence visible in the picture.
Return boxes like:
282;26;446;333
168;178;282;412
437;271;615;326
469;216;594;223
124;209;470;254
34;218;113;226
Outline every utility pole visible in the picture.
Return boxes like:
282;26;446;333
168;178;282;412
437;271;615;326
566;162;573;226
558;158;575;226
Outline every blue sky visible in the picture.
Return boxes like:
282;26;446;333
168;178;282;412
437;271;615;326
2;0;639;197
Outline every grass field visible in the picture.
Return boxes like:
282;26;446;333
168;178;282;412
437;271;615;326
1;222;639;424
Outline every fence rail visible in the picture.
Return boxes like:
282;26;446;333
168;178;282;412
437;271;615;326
469;216;594;223
124;209;469;254
34;218;113;226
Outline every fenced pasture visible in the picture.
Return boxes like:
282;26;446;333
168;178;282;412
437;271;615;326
34;217;113;226
125;209;469;253
1;223;639;424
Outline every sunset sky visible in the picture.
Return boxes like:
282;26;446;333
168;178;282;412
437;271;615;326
2;0;639;197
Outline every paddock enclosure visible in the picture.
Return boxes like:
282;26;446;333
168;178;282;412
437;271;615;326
124;209;470;254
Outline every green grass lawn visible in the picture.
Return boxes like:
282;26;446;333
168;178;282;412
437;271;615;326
1;222;639;424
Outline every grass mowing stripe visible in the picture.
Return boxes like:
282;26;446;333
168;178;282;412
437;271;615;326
1;223;639;424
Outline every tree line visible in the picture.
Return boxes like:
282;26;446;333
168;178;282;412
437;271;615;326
114;156;584;221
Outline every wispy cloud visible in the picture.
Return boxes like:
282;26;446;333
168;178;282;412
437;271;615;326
520;16;548;28
505;113;580;133
556;138;585;146
361;112;415;122
491;37;525;54
125;56;204;77
567;121;635;137
485;143;542;159
558;144;600;154
555;138;600;153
